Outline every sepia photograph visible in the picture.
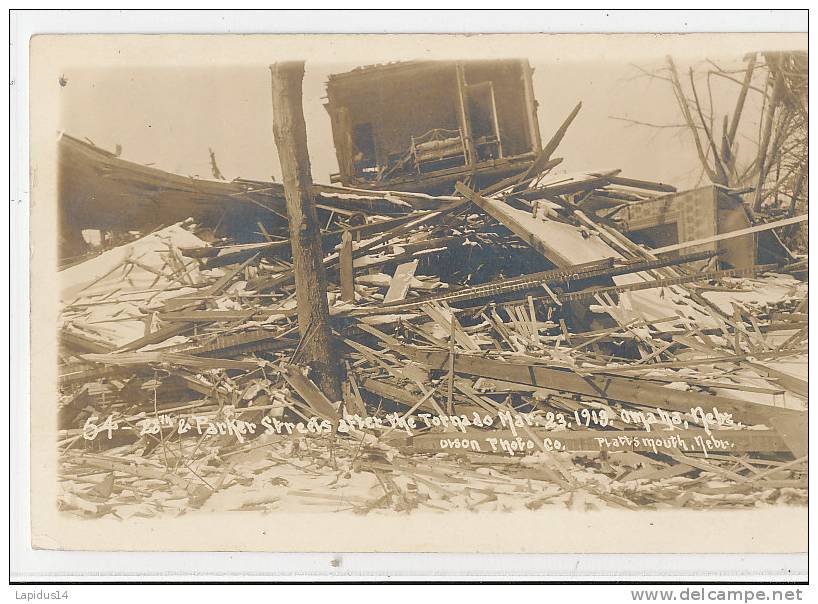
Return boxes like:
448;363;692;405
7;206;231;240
22;27;808;564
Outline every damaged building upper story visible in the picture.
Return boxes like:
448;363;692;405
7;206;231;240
324;60;542;194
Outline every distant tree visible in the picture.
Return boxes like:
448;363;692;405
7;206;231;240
617;51;807;251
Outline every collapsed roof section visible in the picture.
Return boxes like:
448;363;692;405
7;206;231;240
57;133;451;262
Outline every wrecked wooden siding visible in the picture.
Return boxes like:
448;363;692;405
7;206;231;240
57;133;282;258
618;186;794;270
57;133;450;263
324;60;542;194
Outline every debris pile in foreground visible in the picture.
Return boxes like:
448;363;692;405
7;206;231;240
57;158;808;518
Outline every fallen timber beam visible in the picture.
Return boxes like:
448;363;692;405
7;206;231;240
182;212;439;265
745;361;808;398
60;329;117;354
180;328;299;357
582;189;645;202
456;181;619;268
158;308;297;322
421;264;774;322
768;414;807;458
80;351;260;371
588;174;677;193
59;364;134;387
326;198;470;257
585;350;807;374
63;453;195;492
349;249;718;316
509;101;582;194
651;214;808;255
480;157;563;197
279;364;340;422
342;234;468;274
116;253;260;352
514;170;621;199
359;378;441;413
526;264;776;306
371;340;806;431
248;197;470;293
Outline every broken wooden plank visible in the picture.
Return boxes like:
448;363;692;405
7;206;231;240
589;173;677;193
651;214;808;255
340;230;355;303
510;101;582;193
420;302;481;352
383;260;419;304
768;413;808;458
81;351;260;371
279;364;341;423
377;340;806;428
116;254;261;352
456;181;619;268
517;170;621;199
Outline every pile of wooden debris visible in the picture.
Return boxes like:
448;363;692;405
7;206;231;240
57;110;807;519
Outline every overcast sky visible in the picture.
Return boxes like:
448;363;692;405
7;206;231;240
58;52;779;192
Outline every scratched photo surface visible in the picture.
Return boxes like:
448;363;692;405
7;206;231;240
29;33;808;553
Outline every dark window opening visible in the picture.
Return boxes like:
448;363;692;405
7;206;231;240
352;123;377;175
466;83;502;161
629;223;680;257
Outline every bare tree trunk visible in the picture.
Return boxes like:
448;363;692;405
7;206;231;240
270;61;342;401
665;56;720;185
725;53;757;154
752;56;785;212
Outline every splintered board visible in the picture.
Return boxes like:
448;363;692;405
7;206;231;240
383;260;419;304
